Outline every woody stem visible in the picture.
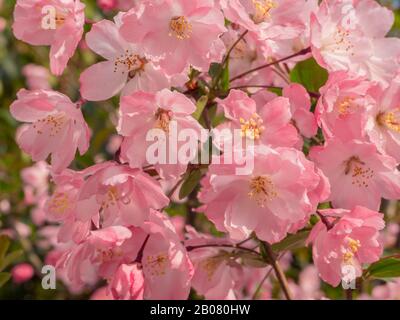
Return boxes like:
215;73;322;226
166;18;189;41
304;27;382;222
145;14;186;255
262;242;293;300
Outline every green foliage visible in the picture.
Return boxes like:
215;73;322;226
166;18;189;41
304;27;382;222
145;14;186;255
271;230;310;252
290;58;328;93
365;256;400;279
179;169;203;200
0;236;23;288
192;95;208;121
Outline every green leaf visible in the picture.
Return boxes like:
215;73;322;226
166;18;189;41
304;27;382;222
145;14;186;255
179;170;202;200
220;62;230;92
0;235;10;261
271;230;310;252
0;250;23;272
290;58;328;93
366;257;400;279
208;63;222;79
192;95;208;120
0;272;11;288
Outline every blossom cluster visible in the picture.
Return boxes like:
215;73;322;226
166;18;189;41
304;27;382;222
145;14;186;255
6;0;400;299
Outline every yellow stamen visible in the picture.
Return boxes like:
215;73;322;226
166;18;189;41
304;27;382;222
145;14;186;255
240;113;265;140
169;16;192;40
248;176;277;207
252;0;276;24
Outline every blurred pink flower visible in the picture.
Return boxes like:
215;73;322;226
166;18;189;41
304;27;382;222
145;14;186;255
11;263;34;284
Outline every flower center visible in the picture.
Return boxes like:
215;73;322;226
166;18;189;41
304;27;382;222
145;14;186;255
144;252;168;276
342;237;361;263
97;247;124;263
376;109;400;133
240;113;265;140
101;186;119;209
169;16;192;40
343;156;374;188
48;192;69;216
114;51;148;76
252;0;276;24
155;108;172;133
248;176;277;207
33;113;67;136
331;27;354;55
337;97;357;116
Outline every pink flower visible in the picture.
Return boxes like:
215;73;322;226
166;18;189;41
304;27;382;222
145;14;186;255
118;89;204;179
315;71;376;138
45;169;91;243
75;162;169;227
109;263;145;300
11;263;35;284
365;74;400;162
282;83;318;138
58;225;137;287
215;89;300;149
221;0;314;46
309;137;400;210
21;161;50;205
22;64;51;90
311;0;400;85
80;17;182;101
199;146;328;243
59;211;193;300
120;0;226;74
288;265;324;300
185;227;242;299
307;206;384;287
12;0;85;75
10;89;90;173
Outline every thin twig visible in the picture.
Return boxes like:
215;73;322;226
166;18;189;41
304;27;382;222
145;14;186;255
230;47;311;82
186;243;260;256
251;251;286;300
262;242;293;300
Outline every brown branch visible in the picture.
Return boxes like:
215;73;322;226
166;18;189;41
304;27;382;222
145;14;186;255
230;47;311;82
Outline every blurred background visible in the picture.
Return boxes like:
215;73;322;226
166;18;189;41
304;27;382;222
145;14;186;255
0;0;400;299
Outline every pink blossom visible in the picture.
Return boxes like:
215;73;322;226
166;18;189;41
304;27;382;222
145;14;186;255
12;0;85;75
45;169;91;243
199;146;329;243
185;227;242;299
282;83;318;138
215;89;300;149
118;89;204;179
221;0;315;49
311;0;400;85
307;206;384;287
80;16;183;101
120;0;226;74
11;263;35;284
59;211;193;300
21;161;50;205
365;74;400;162
75;162;169;227
288;265;324;299
309;137;400;210
22;64;51;90
315;71;376;138
10;89;90;173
